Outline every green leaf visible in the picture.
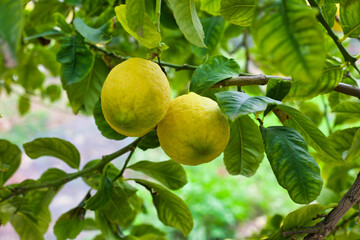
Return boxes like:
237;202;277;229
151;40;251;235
216;91;282;121
138;129;160;150
115;5;161;49
266;78;292;101
220;0;256;26
45;84;62;102
261;126;323;204
0;0;23;68
167;0;206;47
252;0;326;83
128;160;187;190
135;179;193;236
299;102;323;127
38;168;67;183
93;100;127;140
85;171;113;210
287;60;343;100
24;30;65;41
55;12;73;33
66;56;108;114
0;140;21;185
274;105;343;164
94;211;122;240
17;52;45;91
23;137;80;169
321;2;337;27
327;127;360;154
18;95;30;116
56;35;95;87
224;116;264;177
11;212;45;240
200;0;221;15
192;17;226;57
332;101;360;113
264;78;291;116
126;0;145;37
282;204;334;230
54;207;86;240
340;0;360;38
190;56;240;92
73;18;111;44
100;181;142;228
345;129;360;163
131;224;166;237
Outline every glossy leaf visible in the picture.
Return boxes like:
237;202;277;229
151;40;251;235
54;207;86;240
135;179;193;236
38;168;67;183
193;17;226;57
224;116;264;177
23;137;80;169
274;105;343;164
100;181;142;228
0;0;23;68
138;130;160;150
282;204;334;230
93;100;127;140
340;0;360;38
200;0;221;15
66;56;108;114
220;0;256;26
321;2;337;27
115;5;161;49
126;0;145;37
216;91;281;121
167;0;206;47
85;170;113;210
11;212;46;240
190;56;240;93
0;140;21;185
24;30;65;41
56;35;95;87
73;18;111;44
261;126;323;204
128;160;187;190
264;78;291;116
345;129;360;163
287;60;343;100
332;101;360;113
252;0;326;83
131;224;166;237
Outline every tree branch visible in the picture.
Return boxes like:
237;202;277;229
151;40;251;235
307;0;360;75
212;75;360;98
0;138;141;203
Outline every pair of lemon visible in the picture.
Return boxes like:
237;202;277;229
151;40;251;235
101;58;230;166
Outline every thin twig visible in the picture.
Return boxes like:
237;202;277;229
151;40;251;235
307;0;360;75
112;147;136;182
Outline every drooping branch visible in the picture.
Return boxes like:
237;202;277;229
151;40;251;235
0;138;140;203
307;0;360;75
212;75;360;98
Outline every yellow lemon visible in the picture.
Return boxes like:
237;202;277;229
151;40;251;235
101;58;171;137
157;92;230;166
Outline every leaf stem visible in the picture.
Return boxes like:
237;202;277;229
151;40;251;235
307;0;360;75
112;147;136;182
156;0;162;33
0;139;140;203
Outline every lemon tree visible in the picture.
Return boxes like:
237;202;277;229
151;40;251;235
1;0;360;240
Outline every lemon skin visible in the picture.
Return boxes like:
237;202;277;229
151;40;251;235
101;58;171;137
157;92;230;166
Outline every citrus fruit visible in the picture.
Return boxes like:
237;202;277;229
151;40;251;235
101;58;171;137
157;92;230;166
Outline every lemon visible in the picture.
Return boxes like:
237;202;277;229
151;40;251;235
101;58;171;137
157;92;230;166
